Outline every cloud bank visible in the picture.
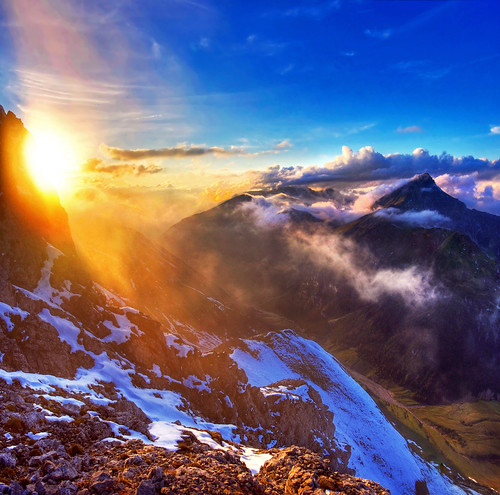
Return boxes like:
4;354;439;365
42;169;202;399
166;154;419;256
293;233;439;308
252;146;500;188
373;208;451;228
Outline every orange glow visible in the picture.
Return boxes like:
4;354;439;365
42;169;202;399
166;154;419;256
24;129;79;195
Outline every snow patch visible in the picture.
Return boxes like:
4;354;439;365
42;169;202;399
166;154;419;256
27;431;50;440
0;301;29;331
240;447;272;475
38;308;85;353
164;334;193;358
101;310;143;344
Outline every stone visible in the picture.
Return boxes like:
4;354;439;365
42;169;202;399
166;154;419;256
147;466;163;482
35;481;46;495
124;455;146;467
89;472;116;495
47;462;78;481
56;481;78;495
0;452;17;468
135;481;156;495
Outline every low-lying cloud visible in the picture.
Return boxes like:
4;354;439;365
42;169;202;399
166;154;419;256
373;208;451;228
234;194;443;307
293;233;439;308
240;196;289;228
240;189;361;227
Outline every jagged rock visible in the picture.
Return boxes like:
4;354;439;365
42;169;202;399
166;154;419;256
34;481;46;495
107;399;151;437
147;466;163;482
88;471;116;495
124;455;146;467
46;461;78;482
55;481;79;495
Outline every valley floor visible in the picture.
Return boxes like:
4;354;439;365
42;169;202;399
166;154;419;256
343;364;500;494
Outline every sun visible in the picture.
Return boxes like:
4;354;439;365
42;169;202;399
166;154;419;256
24;128;79;195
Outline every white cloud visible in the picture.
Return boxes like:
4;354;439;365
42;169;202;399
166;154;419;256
252;146;500;189
240;196;288;228
373;208;451;228
293;234;439;308
152;40;162;59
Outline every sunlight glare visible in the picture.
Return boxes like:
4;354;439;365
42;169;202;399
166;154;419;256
24;129;78;195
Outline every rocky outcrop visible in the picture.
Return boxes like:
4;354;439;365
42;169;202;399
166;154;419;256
257;447;390;495
0;412;390;495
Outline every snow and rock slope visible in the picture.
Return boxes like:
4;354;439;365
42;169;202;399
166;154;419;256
230;330;477;495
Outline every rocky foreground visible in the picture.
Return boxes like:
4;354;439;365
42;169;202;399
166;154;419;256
0;382;389;495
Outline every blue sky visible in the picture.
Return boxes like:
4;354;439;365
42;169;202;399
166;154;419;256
161;0;500;160
0;0;499;222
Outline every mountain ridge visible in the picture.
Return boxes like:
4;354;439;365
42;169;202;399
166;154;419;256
164;175;500;405
371;173;500;259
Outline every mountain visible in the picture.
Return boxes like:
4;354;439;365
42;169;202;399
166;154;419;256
372;173;500;259
165;176;500;405
0;109;485;493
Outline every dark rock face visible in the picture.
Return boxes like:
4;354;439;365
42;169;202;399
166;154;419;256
0;108;75;258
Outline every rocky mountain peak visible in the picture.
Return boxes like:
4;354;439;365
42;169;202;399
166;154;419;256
0;106;75;256
370;171;500;258
411;172;436;187
371;172;464;214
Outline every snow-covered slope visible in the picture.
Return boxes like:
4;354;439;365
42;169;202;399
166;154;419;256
231;330;475;495
0;241;477;493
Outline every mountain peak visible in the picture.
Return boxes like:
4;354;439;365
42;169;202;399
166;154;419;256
411;172;435;186
0;107;75;254
372;172;463;213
